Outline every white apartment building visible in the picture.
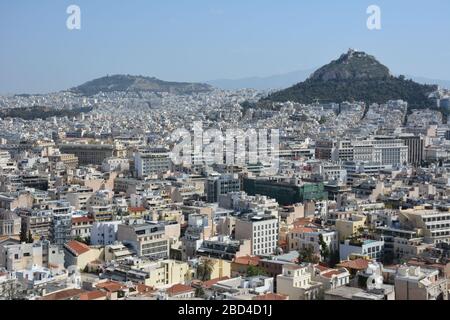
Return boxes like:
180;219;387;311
90;221;121;245
101;157;130;173
288;229;338;259
339;239;384;261
117;222;170;259
352;138;408;166
234;213;279;256
134;149;172;178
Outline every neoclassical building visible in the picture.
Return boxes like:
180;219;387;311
0;210;21;236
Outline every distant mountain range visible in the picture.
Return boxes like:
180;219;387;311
260;49;439;108
70;74;213;96
207;69;315;90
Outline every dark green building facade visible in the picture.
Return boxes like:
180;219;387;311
243;178;328;206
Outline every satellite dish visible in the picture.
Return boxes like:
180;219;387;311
366;274;383;290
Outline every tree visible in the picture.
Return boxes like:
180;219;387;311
328;251;341;268
298;246;320;264
195;287;205;298
197;258;214;281
318;234;330;262
74;236;90;245
246;265;267;277
19;228;27;243
27;231;34;244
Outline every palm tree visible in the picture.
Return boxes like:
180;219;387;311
197;258;214;281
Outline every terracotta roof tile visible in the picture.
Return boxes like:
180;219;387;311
202;277;230;289
166;284;194;296
338;259;370;271
41;289;85;300
315;264;332;272
78;290;108;300
96;281;124;293
291;227;315;233
136;284;155;294
64;240;91;256
233;255;260;266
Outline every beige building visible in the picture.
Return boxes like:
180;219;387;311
280;204;305;225
59;143;125;166
276;264;323;300
49;153;79;170
0;240;64;271
335;214;367;241
104;243;134;262
399;206;450;244
395;265;448;300
63;240;104;270
0;210;21;236
197;257;231;280
136;259;191;288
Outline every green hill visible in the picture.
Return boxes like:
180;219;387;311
264;49;437;108
70;74;213;96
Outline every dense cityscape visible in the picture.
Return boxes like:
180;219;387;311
1;2;450;308
0;49;449;302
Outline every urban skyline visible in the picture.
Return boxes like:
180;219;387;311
1;0;450;93
0;1;449;306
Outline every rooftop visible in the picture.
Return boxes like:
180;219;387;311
64;240;91;256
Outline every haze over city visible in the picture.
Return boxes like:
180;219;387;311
1;0;450;94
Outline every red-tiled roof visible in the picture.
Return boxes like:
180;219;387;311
338;259;370;271
202;277;230;289
136;284;155;294
166;284;194;296
64;240;90;256
96;281;124;293
315;264;332;272
293;218;314;227
291;227;315;233
322;270;342;279
78;290;108;300
233;255;260;266
41;289;85;300
254;293;288;301
72;216;94;224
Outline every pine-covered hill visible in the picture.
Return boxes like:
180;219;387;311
70;74;213;96
264;49;437;108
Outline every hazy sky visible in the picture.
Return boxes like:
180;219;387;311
1;0;449;94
